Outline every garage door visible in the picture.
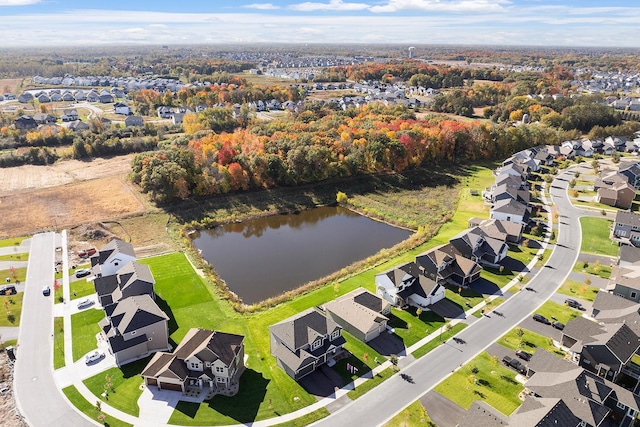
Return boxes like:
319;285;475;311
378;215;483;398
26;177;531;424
146;378;157;386
160;382;182;391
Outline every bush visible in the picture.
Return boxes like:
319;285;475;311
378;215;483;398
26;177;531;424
336;191;348;204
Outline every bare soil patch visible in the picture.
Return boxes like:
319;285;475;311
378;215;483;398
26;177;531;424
0;155;136;197
0;79;23;95
0;176;145;239
0;352;26;427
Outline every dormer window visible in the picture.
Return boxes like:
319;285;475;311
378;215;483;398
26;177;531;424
330;330;340;341
311;339;322;351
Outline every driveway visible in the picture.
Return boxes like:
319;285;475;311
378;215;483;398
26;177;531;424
428;298;465;319
367;332;406;357
298;364;345;399
420;390;467;427
518;316;563;342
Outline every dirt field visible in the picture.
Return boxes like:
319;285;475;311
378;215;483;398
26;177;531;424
0;155;136;196
0;175;146;239
0;79;23;95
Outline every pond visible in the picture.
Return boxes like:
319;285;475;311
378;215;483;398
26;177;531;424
192;206;412;304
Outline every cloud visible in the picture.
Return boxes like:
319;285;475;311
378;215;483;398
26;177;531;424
0;0;41;5
369;0;510;13
289;0;370;12
243;3;280;10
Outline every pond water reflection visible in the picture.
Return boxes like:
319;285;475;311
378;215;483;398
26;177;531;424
192;206;412;304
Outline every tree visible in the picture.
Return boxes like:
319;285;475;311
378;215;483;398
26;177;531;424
336;191;348;204
182;113;204;134
516;327;525;347
569;178;577;188
390;354;399;370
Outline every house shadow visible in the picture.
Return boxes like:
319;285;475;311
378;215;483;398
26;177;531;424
500;255;528;275
154;295;179;337
428;298;465;319
470;278;501;297
300;363;348;399
204;368;269;423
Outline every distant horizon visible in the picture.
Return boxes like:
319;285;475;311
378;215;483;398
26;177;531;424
1;0;640;48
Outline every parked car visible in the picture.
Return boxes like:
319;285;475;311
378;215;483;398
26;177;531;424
532;313;550;325
0;285;17;295
85;350;104;364
502;355;526;374
42;285;50;296
77;298;94;309
75;268;91;278
565;299;584;310
552;321;565;330
515;350;532;361
77;248;96;258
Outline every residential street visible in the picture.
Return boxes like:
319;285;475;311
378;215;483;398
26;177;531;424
312;170;583;427
13;232;92;427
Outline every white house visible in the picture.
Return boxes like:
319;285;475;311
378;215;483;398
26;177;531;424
375;262;445;309
114;102;132;115
90;239;138;278
490;198;530;225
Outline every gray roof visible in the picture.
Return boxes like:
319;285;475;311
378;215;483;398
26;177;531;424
457;401;509;427
92;239;136;266
104;294;168;334
492;198;528;216
174;327;244;367
527;349;572;375
269;308;339;351
324;289;389;336
619;245;640;265
615;211;640;228
509;397;581;427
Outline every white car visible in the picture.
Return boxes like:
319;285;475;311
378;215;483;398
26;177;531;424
77;298;94;309
85;350;104;364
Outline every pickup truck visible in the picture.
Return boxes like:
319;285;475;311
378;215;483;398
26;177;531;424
502;355;527;374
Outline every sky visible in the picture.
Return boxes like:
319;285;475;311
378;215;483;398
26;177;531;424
1;0;640;48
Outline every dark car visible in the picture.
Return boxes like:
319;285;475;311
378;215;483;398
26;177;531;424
552;321;565;330
0;285;17;295
532;313;551;324
515;350;532;361
75;268;91;278
565;299;584;310
502;355;526;374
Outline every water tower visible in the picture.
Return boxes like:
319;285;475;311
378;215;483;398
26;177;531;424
408;47;415;59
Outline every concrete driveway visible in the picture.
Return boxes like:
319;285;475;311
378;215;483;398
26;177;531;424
367;332;406;357
420;390;467;427
518;316;563;342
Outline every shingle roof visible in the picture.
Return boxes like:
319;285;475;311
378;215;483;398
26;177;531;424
492;198;528;215
619;245;640;265
615;211;640;228
106;294;168;334
509;397;582;427
324;294;388;337
269;308;338;351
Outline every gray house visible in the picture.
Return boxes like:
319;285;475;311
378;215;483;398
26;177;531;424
99;294;170;365
619;162;640;189
125;115;144;127
269;308;346;381
93;261;156;307
606;260;640;303
324;288;390;343
611;211;640;247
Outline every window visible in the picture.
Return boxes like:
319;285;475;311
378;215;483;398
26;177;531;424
330;330;340;341
506;216;511;222
311;339;321;351
130;331;136;336
216;377;226;383
190;362;198;369
617;401;627;410
632;292;637;299
215;366;224;373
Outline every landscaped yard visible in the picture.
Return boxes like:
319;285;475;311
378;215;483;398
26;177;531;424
533;300;580;325
83;357;150;417
444;285;485;310
62;385;132;427
389;307;447;348
54;316;65;369
557;279;600;302
411;323;467;358
573;260;612;279
0;266;26;284
433;351;523;415
0;252;28;261
70;277;97;300
70;308;103;361
0;292;23;326
383;400;434;427
579;217;618;257
497;327;566;358
0;236;26;248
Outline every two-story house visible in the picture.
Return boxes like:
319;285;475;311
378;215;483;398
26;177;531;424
324;288;390;343
99;294;170;365
93;261;156;307
90;239;138;277
375;262;445;309
611;211;640;247
141;328;245;398
415;244;482;287
619;162;640;189
597;181;636;210
468;217;523;244
448;227;509;267
490;198;530;225
269;308;346;381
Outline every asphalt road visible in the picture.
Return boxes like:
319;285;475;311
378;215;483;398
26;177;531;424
312;170;583;427
13;232;91;427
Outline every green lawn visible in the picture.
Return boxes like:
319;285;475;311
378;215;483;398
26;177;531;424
434;351;523;415
573;260;612;279
534;300;580;325
329;331;387;386
70;308;103;361
347;368;394;400
383;401;434;427
498;327;566;358
54;317;65;369
70;278;96;300
0;266;27;284
0;252;28;261
579;217;618;257
557;279;600;302
389;307;447;348
0;236;26;248
472;297;506;318
62;385;132;427
272;408;331;427
0;292;23;326
83;358;150;417
411;323;468;358
444;285;485;309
